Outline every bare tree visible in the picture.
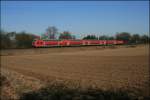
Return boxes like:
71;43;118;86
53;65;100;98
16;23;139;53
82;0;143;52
83;35;98;40
116;32;131;42
140;35;149;44
59;31;74;40
130;34;140;43
99;35;108;40
46;26;58;39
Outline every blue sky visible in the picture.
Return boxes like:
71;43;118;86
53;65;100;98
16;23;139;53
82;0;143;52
1;1;149;38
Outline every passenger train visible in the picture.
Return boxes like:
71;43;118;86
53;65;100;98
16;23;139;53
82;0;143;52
32;39;125;47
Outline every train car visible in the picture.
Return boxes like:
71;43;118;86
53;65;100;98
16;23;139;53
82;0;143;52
67;40;82;46
44;40;60;47
32;39;125;47
32;39;45;47
87;40;100;45
59;40;82;46
32;39;60;47
81;40;91;45
116;40;124;44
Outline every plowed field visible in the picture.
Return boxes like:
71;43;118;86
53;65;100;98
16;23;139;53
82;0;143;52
1;45;149;96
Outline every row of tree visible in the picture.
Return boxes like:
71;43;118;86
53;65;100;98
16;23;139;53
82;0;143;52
0;26;149;49
83;32;150;44
0;30;36;49
0;28;76;49
41;26;76;40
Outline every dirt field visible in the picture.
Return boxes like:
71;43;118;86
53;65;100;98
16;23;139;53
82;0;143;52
1;45;150;96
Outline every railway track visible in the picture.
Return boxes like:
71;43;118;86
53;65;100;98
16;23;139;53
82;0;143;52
0;45;126;56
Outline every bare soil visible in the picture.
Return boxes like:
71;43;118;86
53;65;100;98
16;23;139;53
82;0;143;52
1;45;149;96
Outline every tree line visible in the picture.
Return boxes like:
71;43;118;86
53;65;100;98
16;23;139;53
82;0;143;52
0;30;36;49
83;32;150;44
41;26;76;40
0;26;149;49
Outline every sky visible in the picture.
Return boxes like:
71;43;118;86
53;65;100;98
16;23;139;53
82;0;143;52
1;1;149;38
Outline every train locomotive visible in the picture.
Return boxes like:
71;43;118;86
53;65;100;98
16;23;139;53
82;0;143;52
32;39;125;47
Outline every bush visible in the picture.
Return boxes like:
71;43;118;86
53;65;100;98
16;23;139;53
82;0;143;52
15;32;35;48
20;82;149;100
0;30;36;49
0;75;7;87
0;31;11;49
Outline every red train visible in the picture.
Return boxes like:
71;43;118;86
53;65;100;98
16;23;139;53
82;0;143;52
32;39;125;47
